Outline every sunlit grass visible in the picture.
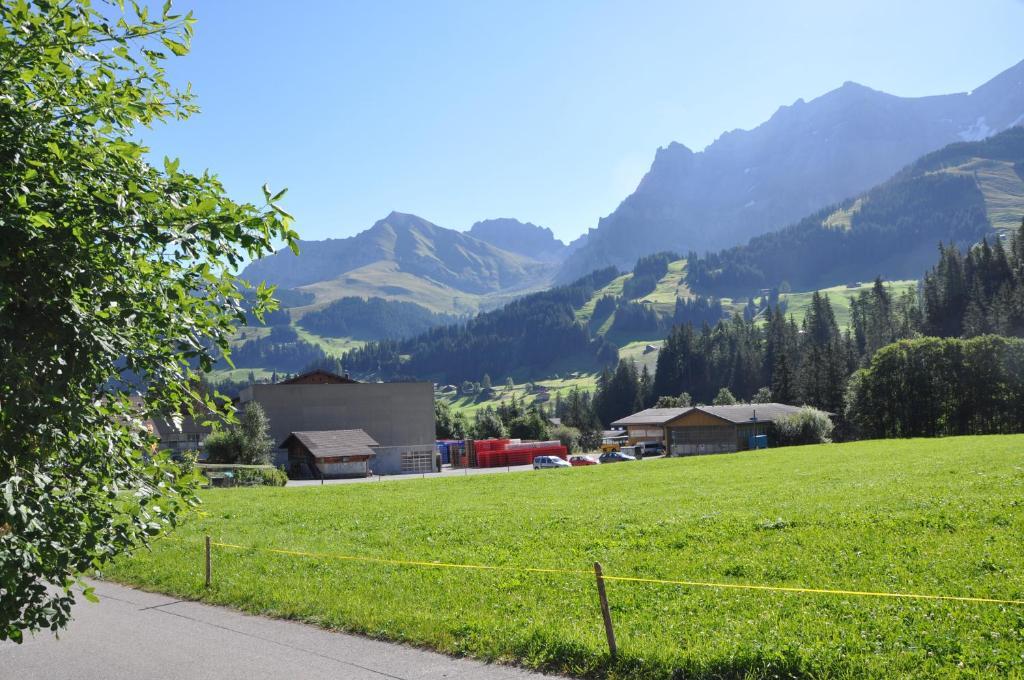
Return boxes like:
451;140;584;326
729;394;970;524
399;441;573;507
107;435;1024;678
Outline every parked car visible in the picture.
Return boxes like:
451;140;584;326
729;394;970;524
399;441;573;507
569;454;599;466
533;455;571;469
599;451;637;464
636;441;665;457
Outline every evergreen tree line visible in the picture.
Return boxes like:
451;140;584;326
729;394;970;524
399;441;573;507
621;251;677;299
342;267;621;382
434;397;552;443
685;172;991;298
605;294;727;337
592;222;1024;436
299;296;460;341
225;324;328;372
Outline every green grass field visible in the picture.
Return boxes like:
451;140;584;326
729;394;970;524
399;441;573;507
443;374;599;418
105;435;1024;678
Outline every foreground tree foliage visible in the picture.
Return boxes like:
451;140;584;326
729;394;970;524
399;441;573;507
0;1;296;640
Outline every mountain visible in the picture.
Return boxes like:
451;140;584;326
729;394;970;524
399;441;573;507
685;126;1024;297
558;58;1024;282
342;267;621;383
467;218;567;262
241;212;557;315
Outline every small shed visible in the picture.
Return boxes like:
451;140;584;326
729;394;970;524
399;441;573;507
280;429;378;478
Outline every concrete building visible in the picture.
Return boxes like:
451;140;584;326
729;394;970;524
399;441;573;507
280;429;378;478
237;370;436;475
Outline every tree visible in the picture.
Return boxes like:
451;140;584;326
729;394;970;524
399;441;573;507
481;374;492;390
752;387;773;404
713;387;737;405
0;2;297;641
237;402;274;465
434;400;463;439
774;407;835;446
473;408;508;439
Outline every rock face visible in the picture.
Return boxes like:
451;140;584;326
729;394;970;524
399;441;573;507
557;59;1024;282
467;218;568;263
242;211;555;296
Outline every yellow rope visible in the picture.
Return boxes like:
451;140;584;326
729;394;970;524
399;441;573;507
160;535;1024;607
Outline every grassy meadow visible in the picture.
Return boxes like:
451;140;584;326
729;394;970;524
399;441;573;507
780;279;918;329
443;374;598;418
106;435;1024;678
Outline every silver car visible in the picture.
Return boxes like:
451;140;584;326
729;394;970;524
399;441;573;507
532;455;571;469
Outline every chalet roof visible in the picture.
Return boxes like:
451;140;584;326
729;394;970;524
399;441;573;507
612;407;692;427
278;369;358;385
279;429;379;458
675;403;806;425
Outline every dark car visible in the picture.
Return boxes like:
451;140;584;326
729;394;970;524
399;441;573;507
599;451;637;464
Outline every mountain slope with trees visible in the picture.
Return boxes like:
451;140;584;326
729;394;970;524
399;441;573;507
685;126;1024;298
342;268;621;382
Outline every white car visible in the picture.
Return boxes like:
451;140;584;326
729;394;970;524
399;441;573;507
532;455;571;469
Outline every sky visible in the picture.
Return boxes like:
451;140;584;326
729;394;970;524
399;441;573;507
141;0;1024;245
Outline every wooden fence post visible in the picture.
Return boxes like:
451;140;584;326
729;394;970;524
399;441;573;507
593;561;617;657
204;535;212;588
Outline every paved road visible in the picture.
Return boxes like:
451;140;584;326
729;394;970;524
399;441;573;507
287;464;537;487
0;580;559;680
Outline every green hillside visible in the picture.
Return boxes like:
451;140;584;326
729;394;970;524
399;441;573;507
780;279;918;328
107;435;1024;679
686;127;1024;298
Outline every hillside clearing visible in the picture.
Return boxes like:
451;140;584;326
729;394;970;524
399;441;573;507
780;279;917;328
106;435;1024;679
443;374;598;417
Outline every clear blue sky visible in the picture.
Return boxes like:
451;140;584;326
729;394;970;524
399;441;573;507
143;0;1024;244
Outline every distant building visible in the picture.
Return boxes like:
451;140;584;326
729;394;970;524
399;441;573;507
613;403;807;456
147;414;211;457
611;407;688;448
237;370;436;475
280;429;378;478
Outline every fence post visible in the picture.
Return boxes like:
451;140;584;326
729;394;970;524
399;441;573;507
204;535;212;588
593;561;617;657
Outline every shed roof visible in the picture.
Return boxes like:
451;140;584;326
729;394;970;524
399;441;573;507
279;429;379;458
612;407;692;427
670;403;806;425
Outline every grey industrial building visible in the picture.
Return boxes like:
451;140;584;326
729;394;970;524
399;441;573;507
237;370;437;476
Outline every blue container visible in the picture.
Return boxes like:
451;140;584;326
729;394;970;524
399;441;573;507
748;434;768;450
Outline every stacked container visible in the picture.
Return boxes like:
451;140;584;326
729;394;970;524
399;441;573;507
472;438;568;468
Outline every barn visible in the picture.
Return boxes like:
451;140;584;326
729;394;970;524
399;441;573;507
663;403;804;456
280;429;378;478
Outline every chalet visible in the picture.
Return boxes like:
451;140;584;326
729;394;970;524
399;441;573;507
280;429;378;478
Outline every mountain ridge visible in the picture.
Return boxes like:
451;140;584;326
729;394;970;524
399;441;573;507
557;58;1024;282
241;211;558;314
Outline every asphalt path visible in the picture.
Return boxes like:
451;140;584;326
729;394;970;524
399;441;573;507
287;463;537;486
0;580;560;680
